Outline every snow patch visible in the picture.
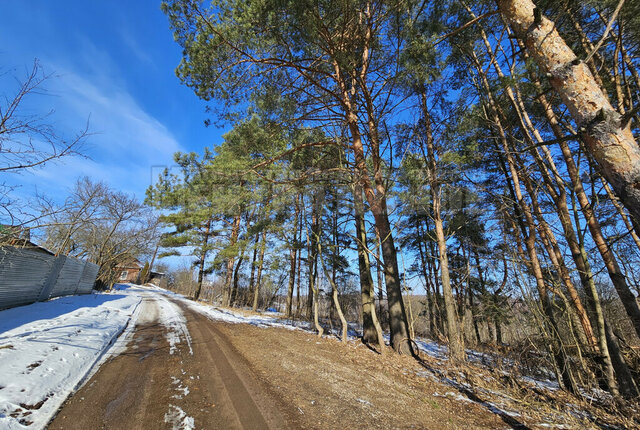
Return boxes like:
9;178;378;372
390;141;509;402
170;376;189;399
433;391;475;403
521;376;559;391
356;398;371;406
164;404;194;430
0;290;142;429
182;300;318;335
156;297;192;355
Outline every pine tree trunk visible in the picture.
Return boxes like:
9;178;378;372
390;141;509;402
332;51;413;354
433;196;465;361
248;230;260;305
252;229;266;311
571;196;635;397
517;151;599;352
285;195;300;318
306;193;320;320
471;22;600;354
319;242;348;343
417;221;437;337
309;189;325;337
349;119;413;355
469;289;481;345
313;286;323;338
144;243;160;286
418;90;465;362
354;182;380;345
534;91;640;340
295;205;303;317
332;284;348;343
605;321;639;397
371;203;413;354
223;214;242;307
498;0;640;229
374;227;385;325
504;45;624;395
230;253;244;307
285;246;296;317
506;158;579;394
427;238;445;338
480;86;579;393
495;313;503;345
194;220;210;301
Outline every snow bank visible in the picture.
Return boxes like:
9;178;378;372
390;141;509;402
144;284;313;333
0;290;142;429
185;300;316;333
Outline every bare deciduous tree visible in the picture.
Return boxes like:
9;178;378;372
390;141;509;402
44;177;159;288
0;59;89;230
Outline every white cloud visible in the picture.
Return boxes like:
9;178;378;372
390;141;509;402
1;11;188;226
118;27;156;66
5;59;184;204
55;66;183;160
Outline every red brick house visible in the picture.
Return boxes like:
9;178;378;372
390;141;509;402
116;260;144;283
115;259;165;285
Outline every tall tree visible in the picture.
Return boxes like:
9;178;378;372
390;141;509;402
163;0;418;354
498;0;640;231
1;60;88;229
146;151;217;300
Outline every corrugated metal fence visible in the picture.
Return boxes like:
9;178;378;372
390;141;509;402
0;246;99;310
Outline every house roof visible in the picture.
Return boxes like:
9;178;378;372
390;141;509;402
116;259;143;270
1;239;55;256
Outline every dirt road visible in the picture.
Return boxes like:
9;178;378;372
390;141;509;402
48;292;507;429
48;297;290;430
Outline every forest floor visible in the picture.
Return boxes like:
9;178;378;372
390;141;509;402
2;284;637;429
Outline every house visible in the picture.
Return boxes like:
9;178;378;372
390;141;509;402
1;239;55;256
115;260;144;283
147;271;166;284
1;225;55;256
0;224;31;242
115;259;165;284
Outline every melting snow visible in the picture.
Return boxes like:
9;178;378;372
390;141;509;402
0;289;142;429
156;297;192;355
0;283;196;429
164;404;194;430
521;376;559;391
170;376;190;399
433;391;475;403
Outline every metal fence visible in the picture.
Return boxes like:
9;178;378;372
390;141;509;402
0;246;99;310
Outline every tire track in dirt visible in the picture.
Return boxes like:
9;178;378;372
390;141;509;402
47;296;291;429
185;306;288;429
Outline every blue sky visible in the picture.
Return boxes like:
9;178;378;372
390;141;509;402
1;1;226;205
